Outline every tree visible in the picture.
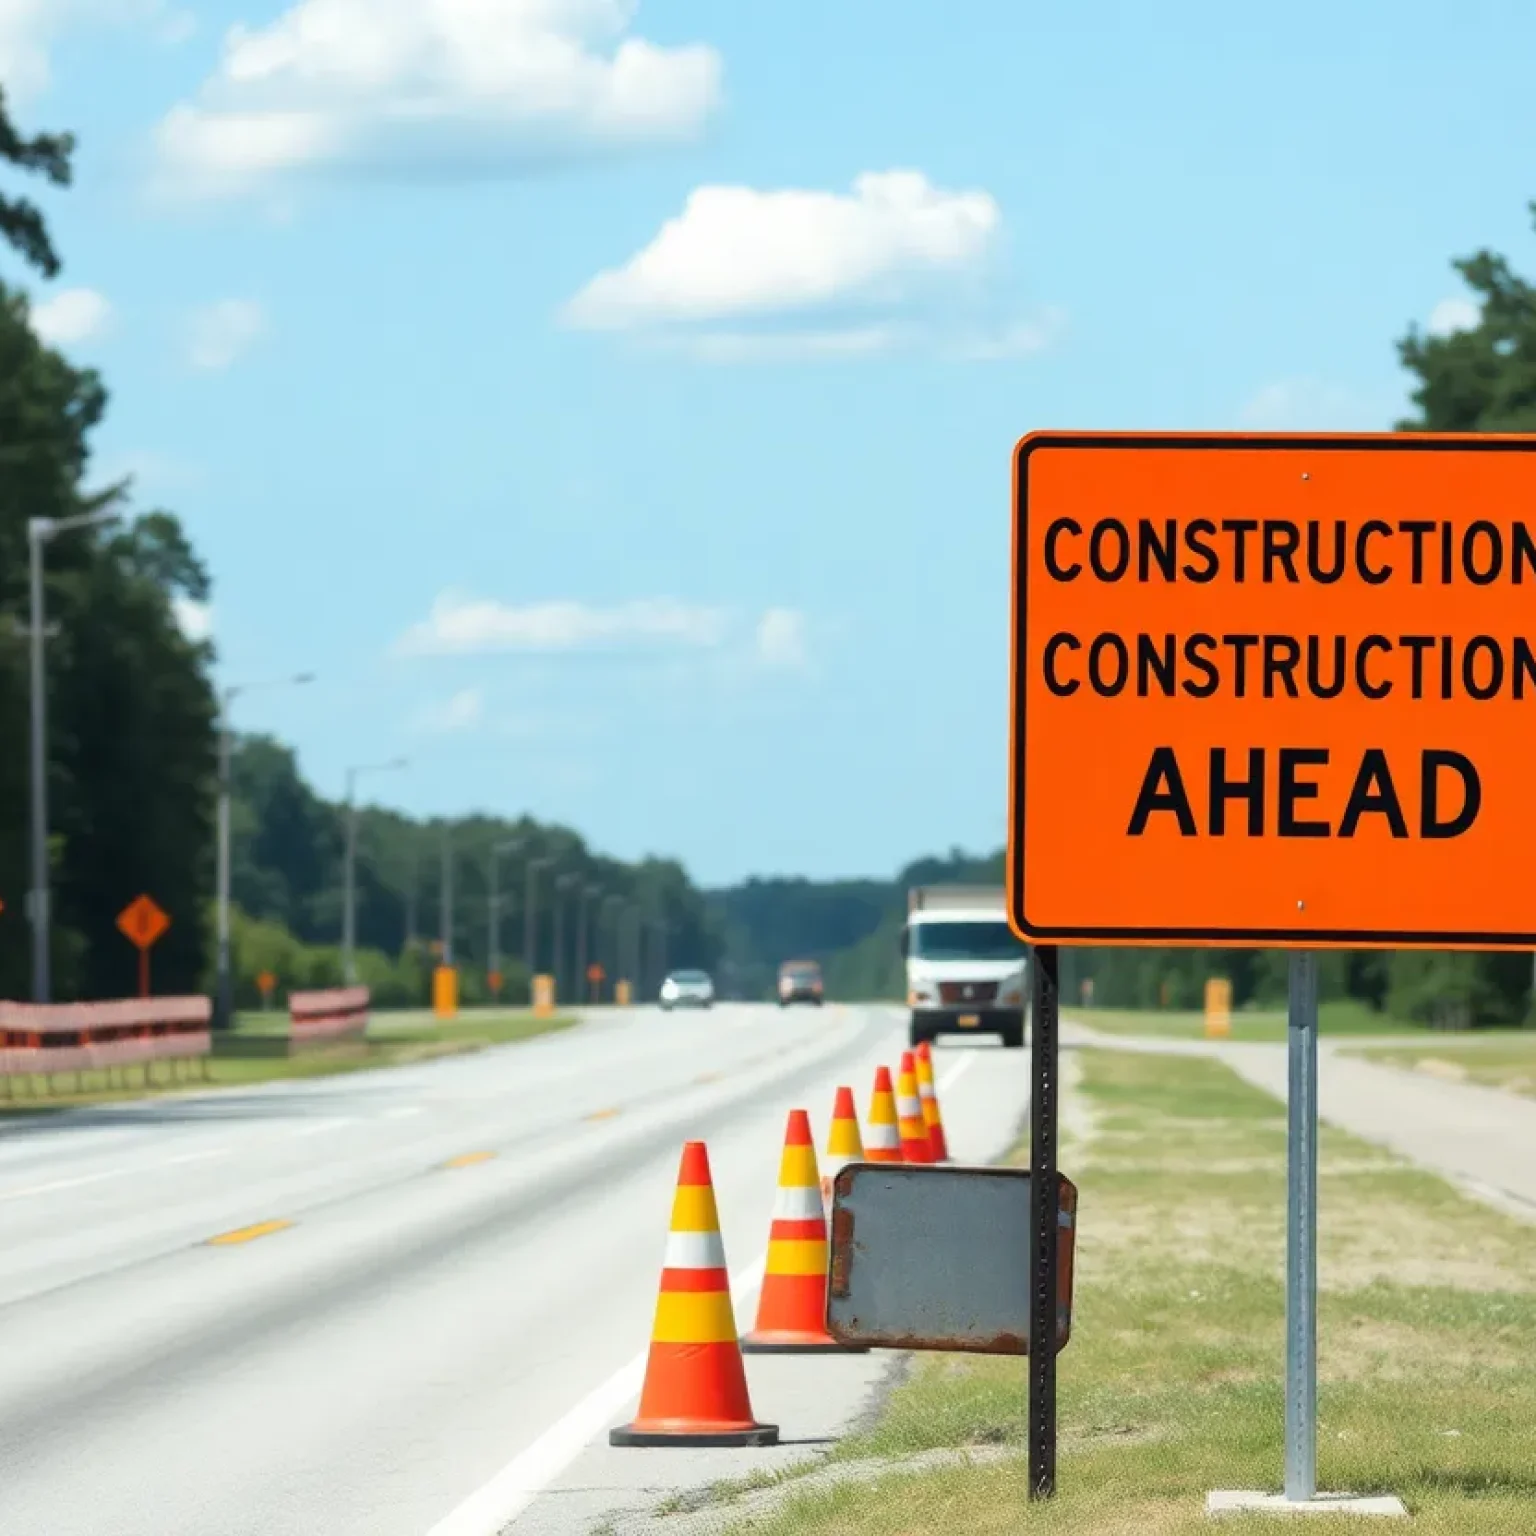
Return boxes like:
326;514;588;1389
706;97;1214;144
1397;202;1536;433
0;99;218;1001
0;87;74;278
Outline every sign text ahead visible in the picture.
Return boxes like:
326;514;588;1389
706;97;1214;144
1010;432;1536;949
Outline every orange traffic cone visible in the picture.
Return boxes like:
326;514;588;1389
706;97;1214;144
915;1041;950;1162
865;1066;902;1162
821;1085;864;1206
896;1051;933;1163
742;1110;866;1354
610;1142;779;1447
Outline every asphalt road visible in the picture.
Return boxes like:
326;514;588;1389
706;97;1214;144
0;1003;1033;1536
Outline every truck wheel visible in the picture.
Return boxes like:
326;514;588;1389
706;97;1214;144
909;1024;931;1049
1001;1022;1025;1049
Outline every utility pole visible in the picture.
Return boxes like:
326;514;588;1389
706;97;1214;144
576;884;597;1005
489;837;520;996
214;673;315;1027
440;822;454;966
525;856;551;995
24;508;119;1002
553;873;576;1004
600;894;623;1003
342;756;406;985
404;835;418;953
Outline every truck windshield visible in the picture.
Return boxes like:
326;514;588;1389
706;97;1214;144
909;922;1026;961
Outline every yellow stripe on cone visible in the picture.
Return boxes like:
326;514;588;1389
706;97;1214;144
822;1085;864;1205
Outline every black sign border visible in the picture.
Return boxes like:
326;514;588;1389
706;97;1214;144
1010;430;1536;947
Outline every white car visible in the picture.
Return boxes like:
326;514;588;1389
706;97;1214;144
660;969;714;1010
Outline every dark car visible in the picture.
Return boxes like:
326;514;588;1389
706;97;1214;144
777;960;824;1007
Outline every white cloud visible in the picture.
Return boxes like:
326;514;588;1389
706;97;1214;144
395;593;729;657
1427;296;1480;338
947;307;1068;361
659;324;907;363
565;170;999;332
413;687;483;733
153;0;722;199
184;299;267;371
0;1;196;104
31;288;112;345
755;608;808;669
172;595;213;641
1238;378;1381;432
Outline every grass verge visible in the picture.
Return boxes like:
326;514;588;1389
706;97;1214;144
0;1009;578;1113
720;1048;1536;1534
1346;1033;1536;1098
1076;998;1421;1042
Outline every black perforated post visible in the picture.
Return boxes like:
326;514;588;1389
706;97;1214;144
1028;943;1060;1500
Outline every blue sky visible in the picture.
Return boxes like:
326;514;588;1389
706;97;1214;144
8;0;1535;885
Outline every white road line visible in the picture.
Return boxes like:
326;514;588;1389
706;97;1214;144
385;1106;424;1120
0;1169;119;1202
937;1055;976;1093
290;1119;354;1138
159;1147;229;1168
424;1256;769;1536
0;1145;229;1201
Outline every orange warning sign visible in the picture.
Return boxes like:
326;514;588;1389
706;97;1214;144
487;969;503;995
587;963;605;983
256;970;277;996
1010;431;1536;950
116;894;170;949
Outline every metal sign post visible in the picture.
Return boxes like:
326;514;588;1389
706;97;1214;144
1285;950;1319;1501
1028;943;1060;1500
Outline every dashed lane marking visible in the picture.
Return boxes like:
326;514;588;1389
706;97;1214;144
207;1219;292;1246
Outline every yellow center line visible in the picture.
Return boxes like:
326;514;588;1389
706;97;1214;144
583;1107;621;1121
442;1151;496;1169
207;1219;292;1246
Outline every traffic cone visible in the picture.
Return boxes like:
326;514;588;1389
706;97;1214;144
897;1051;933;1163
865;1066;902;1163
915;1041;950;1163
821;1085;864;1206
742;1110;866;1354
610;1142;779;1447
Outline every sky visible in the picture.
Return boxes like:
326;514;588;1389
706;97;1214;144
6;0;1535;887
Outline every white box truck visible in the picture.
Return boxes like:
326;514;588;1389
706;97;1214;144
902;885;1029;1050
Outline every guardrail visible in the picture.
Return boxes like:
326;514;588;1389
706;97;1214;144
288;987;370;1051
0;996;212;1089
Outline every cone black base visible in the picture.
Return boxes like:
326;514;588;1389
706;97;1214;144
740;1336;869;1355
610;1423;780;1448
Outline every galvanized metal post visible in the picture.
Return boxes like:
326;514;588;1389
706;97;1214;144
1285;949;1319;1502
1028;943;1060;1500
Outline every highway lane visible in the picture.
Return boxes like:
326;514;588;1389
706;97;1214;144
0;1003;1031;1535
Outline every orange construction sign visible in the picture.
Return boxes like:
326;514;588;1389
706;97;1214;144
116;894;170;998
256;970;277;995
587;962;605;983
117;894;170;949
1011;431;1536;950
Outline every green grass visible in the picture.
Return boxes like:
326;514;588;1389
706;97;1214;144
1074;998;1420;1042
721;1048;1536;1535
0;1008;578;1113
1348;1033;1536;1097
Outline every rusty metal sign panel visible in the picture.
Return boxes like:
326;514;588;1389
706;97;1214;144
827;1163;1078;1356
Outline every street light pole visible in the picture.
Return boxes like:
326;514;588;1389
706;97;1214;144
214;671;316;1028
601;894;623;1003
341;756;406;985
25;508;119;1003
525;856;551;994
578;884;601;1004
440;822;454;966
489;838;520;996
553;873;575;1004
